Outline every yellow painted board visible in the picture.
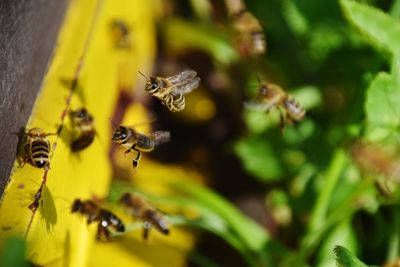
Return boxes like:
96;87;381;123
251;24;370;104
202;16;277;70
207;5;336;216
0;0;157;266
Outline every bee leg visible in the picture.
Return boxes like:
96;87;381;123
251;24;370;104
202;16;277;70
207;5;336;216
132;149;141;169
143;221;152;240
125;144;137;155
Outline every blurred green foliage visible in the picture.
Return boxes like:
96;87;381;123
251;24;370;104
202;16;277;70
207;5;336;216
117;0;400;266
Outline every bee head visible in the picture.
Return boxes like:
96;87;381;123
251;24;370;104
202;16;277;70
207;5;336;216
145;77;159;92
26;128;47;138
257;84;269;97
112;126;129;141
71;199;83;213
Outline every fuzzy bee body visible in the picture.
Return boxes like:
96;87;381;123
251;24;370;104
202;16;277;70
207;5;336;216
24;128;52;168
110;19;132;49
119;192;169;240
112;126;170;168
69;108;95;151
71;199;125;240
246;83;305;130
231;9;266;56
142;70;200;112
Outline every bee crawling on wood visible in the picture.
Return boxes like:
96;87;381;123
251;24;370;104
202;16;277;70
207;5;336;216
119;192;169;240
245;82;305;131
69;108;95;151
71;199;125;241
21;128;56;168
112;125;170;169
140;69;200;112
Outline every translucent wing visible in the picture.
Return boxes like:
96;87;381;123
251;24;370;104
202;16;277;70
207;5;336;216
167;70;197;85
244;100;274;112
173;76;200;95
149;131;170;146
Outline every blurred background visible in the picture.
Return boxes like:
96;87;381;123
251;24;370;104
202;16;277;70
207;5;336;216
2;0;400;266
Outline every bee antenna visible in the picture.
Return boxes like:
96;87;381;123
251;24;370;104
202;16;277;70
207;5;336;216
138;71;147;79
110;118;118;128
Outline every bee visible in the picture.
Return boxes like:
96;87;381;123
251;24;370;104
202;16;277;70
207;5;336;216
231;9;266;56
110;19;132;49
69;108;95;151
139;70;201;112
71;199;125;241
22;128;55;168
119;192;169;240
112;125;170;169
246;83;305;130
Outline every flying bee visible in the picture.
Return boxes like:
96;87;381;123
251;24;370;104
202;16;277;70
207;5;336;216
110;19;132;49
22;128;55;168
231;9;266;56
112;125;170;169
71;199;125;241
139;69;201;112
69;108;95;151
119;192;169;240
246;83;305;130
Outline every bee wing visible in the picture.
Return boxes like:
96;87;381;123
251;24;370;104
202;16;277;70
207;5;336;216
170;76;200;96
244;100;273;112
149;131;170;146
167;70;198;85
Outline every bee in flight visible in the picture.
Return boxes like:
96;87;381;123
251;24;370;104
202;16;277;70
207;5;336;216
119;192;169;240
69;108;95;151
139;69;200;112
246;82;305;131
71;199;125;241
231;9;266;56
112;125;170;169
21;128;55;168
110;19;132;49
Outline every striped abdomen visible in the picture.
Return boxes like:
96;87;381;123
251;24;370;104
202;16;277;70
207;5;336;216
163;92;185;112
144;209;169;235
27;139;50;168
284;97;305;122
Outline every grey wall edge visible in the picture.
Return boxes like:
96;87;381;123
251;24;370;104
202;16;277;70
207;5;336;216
0;0;68;198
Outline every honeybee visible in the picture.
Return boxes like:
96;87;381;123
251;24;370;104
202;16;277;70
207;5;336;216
110;19;132;49
112;125;170;169
139;70;200;112
69;108;95;151
22;128;55;168
246;83;305;130
119;192;169;240
231;9;266;56
71;199;125;240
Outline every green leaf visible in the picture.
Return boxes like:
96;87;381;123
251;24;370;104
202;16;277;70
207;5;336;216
365;72;400;140
234;135;283;181
340;0;400;57
0;237;28;267
317;219;357;267
333;245;370;267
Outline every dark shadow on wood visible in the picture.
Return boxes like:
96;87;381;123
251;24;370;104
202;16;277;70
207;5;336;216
0;0;68;198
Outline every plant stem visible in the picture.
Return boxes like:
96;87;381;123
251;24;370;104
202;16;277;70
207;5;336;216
309;149;347;232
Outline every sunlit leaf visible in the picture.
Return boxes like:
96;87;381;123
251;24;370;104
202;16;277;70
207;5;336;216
333;245;375;267
340;0;400;57
234;135;283;181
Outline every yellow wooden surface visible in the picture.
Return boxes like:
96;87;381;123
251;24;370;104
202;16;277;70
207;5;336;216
0;0;157;266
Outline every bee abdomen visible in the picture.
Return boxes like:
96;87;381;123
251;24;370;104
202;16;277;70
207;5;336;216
71;131;95;151
284;98;305;121
30;140;50;168
145;210;169;235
